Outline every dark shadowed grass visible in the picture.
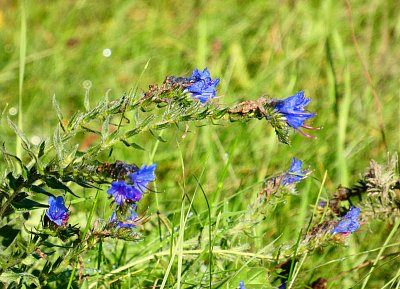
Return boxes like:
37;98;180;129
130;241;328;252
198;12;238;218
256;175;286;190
0;0;399;288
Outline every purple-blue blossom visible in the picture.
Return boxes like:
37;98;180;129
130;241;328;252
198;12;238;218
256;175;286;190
46;196;69;226
110;205;138;229
239;280;246;289
129;164;157;193
332;207;361;235
186;68;220;103
107;180;142;205
282;157;308;185
274;91;317;137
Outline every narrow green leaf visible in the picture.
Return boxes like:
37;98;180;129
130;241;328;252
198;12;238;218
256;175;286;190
130;142;145;150
53;124;64;162
1;145;28;175
12;198;47;209
149;129;166;142
101;116;110;143
38;140;46;158
44;176;78;197
7;117;30;150
29;185;53;196
0;103;8;122
52;94;65;131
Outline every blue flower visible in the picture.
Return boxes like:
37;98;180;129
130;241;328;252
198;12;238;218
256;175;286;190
110;205;138;229
332;207;361;235
107;180;142;205
319;201;327;208
129;164;157;193
186;68;220;103
278;283;287;289
282;157;308;185
274;91;317;137
239;280;247;289
46;196;69;226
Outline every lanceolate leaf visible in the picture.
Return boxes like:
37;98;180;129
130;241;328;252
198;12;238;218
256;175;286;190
7;117;30;150
12;198;48;209
44;176;78;197
52;94;65;131
53;125;64;163
29;185;53;196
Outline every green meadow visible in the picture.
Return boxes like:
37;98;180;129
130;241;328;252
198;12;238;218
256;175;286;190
0;1;399;288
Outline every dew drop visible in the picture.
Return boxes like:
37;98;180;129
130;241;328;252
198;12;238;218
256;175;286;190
82;80;92;89
30;135;41;146
102;48;112;58
9;107;17;115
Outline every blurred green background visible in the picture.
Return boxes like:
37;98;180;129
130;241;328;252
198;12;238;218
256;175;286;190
0;1;399;287
1;1;398;186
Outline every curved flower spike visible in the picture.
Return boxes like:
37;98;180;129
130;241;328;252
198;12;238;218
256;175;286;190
274;91;318;137
282;157;308;185
46;196;69;226
332;207;361;235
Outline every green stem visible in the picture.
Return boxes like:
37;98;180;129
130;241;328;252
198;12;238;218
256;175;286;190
17;0;27;160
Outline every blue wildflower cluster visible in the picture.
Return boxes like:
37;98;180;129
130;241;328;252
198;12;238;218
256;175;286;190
274;91;317;137
107;164;156;206
46;196;69;226
185;68;220;103
44;163;156;230
107;164;156;230
332;207;361;235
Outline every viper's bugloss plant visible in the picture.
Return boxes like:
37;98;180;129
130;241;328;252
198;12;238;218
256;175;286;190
1;62;396;289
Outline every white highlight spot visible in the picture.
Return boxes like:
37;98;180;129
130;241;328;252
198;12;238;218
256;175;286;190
82;80;92;89
102;48;112;58
9;107;17;115
30;136;41;146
